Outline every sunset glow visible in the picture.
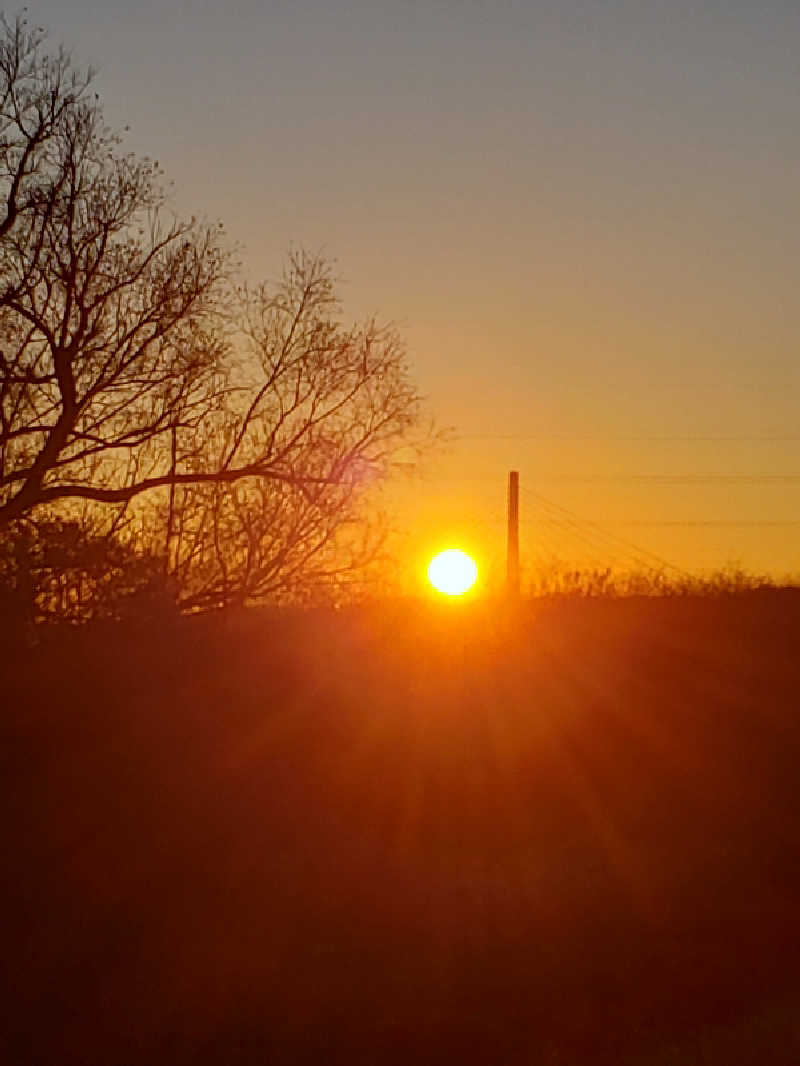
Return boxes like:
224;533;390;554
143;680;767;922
427;549;478;597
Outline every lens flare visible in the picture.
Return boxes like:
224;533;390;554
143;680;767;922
427;549;478;596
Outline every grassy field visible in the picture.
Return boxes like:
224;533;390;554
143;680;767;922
3;594;800;1064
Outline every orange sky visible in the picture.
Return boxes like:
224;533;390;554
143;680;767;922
34;0;800;579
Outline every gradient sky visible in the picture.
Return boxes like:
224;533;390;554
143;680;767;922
30;0;800;581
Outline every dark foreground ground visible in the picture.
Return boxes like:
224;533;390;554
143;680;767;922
2;593;800;1064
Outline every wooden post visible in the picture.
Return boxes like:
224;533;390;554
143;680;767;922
507;470;520;596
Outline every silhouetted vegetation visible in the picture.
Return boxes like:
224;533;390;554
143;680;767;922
0;517;171;638
526;563;787;599
0;13;427;606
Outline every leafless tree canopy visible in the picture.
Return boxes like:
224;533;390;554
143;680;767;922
0;13;228;527
0;15;426;609
162;256;421;608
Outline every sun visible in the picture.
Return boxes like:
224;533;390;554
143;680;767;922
427;549;478;597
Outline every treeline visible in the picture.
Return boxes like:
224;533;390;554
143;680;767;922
2;516;796;636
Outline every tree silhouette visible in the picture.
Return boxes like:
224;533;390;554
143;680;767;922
0;15;425;605
158;251;418;608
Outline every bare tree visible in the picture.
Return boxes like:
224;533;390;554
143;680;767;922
0;13;230;529
160;251;423;609
0;16;428;605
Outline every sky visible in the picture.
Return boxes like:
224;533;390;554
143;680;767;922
28;0;800;582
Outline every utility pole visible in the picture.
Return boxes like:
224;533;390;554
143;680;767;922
507;470;520;597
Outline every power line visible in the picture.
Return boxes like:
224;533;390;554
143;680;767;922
424;473;800;485
454;434;800;443
521;487;691;575
531;510;637;570
526;475;800;484
602;520;800;528
523;495;663;572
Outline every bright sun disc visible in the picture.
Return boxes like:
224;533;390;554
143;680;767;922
427;549;478;596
